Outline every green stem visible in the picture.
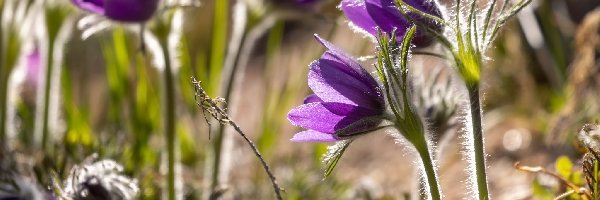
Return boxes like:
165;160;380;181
208;0;238;192
41;42;54;151
0;79;6;147
413;134;442;200
211;7;283;193
0;54;7;147
0;0;5;147
468;83;489;200
160;39;176;200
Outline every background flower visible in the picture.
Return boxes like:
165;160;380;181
340;0;442;46
71;0;159;22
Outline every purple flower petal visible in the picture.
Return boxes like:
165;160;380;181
340;0;378;35
71;0;159;22
287;102;380;134
404;0;440;13
103;0;159;22
290;130;338;142
303;94;323;104
314;36;381;93
308;54;382;109
339;0;443;47
71;0;105;15
365;0;407;34
289;37;386;143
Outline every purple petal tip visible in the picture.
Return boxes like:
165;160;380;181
290;130;338;142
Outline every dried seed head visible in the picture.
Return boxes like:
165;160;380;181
192;78;231;126
579;123;600;196
62;159;139;200
0;175;47;200
582;152;600;195
412;66;459;141
0;150;49;199
578;124;600;154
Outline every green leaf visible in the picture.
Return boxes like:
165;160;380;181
208;0;229;96
594;161;599;200
62;65;94;148
178;122;199;165
313;144;327;164
555;155;573;179
323;140;352;178
176;36;198;110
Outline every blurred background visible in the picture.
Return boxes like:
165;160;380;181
1;0;600;199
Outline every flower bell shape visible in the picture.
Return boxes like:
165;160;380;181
287;35;385;142
71;0;160;22
340;0;442;46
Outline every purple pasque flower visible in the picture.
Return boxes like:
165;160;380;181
287;35;385;142
340;0;442;46
71;0;159;22
24;47;41;89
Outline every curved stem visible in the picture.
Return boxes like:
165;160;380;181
468;84;489;200
227;118;282;199
413;134;442;200
192;78;282;199
210;7;302;193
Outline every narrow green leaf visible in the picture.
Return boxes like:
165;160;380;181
394;0;448;26
399;25;416;74
257;20;286;154
594;161;599;199
487;0;533;45
482;0;498;43
176;36;198;110
467;0;480;53
375;30;402;121
323;140;352;178
208;0;229;96
178;121;199;164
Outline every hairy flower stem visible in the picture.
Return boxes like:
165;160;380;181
159;38;176;200
467;83;489;200
412;133;441;200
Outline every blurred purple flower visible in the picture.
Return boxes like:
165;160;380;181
295;0;320;4
287;35;384;142
340;0;442;46
24;47;41;89
71;0;159;22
